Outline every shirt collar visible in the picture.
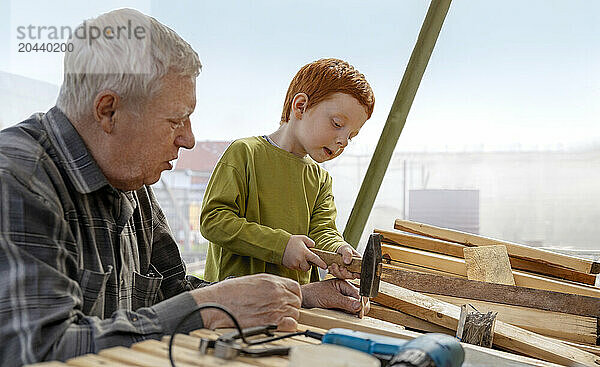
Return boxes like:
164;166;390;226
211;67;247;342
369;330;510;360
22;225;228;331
41;106;110;194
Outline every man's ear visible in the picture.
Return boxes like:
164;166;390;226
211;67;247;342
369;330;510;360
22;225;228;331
93;90;120;134
291;93;309;120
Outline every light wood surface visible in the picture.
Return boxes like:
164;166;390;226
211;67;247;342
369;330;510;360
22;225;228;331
98;346;199;367
299;307;565;367
367;304;454;334
27;318;567;367
164;332;290;367
131;339;251;367
380;266;600;317
394;219;600;274
382;244;600;298
299;308;410;339
560;341;600;357
376;228;598;285
377;228;598;285
426;293;597;345
309;248;362;273
67;354;137;367
374;280;600;366
463;245;516;285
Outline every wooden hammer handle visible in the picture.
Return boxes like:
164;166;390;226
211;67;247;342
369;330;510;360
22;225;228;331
309;248;362;273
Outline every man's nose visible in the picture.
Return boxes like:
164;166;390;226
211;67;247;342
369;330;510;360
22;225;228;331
175;120;195;149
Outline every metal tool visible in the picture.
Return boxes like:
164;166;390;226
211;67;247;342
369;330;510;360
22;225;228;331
310;233;383;317
198;324;323;359
321;328;464;367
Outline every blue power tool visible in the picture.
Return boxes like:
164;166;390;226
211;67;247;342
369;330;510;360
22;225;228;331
321;328;464;367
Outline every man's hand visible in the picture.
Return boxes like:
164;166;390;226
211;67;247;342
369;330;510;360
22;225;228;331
190;274;302;331
301;278;370;315
328;244;361;280
282;235;327;272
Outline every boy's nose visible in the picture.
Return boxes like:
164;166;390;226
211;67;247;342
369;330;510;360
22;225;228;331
337;136;348;148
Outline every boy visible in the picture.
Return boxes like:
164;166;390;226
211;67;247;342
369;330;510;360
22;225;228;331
201;58;375;284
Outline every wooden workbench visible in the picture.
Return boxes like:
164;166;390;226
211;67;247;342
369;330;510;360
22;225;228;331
28;325;320;367
27;309;566;367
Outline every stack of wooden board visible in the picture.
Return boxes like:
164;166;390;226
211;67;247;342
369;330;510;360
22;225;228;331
361;219;600;365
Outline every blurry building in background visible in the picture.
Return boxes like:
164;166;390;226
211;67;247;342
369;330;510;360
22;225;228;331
327;146;600;254
152;141;230;263
152;141;600;264
0;71;58;129
408;189;479;234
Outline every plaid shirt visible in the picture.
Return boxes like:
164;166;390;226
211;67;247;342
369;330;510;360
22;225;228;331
0;107;204;366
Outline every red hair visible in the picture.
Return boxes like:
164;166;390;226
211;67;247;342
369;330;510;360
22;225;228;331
280;58;374;123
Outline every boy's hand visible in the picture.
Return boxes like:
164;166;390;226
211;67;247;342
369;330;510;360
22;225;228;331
282;235;328;272
328;244;361;280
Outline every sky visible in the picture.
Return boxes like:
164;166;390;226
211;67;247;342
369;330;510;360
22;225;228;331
2;0;599;153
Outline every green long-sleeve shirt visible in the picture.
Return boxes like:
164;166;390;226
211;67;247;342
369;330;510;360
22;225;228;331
200;136;345;284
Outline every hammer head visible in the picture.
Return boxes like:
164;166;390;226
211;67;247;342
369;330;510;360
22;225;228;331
360;233;382;298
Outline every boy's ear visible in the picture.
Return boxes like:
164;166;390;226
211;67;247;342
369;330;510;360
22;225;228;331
291;93;309;119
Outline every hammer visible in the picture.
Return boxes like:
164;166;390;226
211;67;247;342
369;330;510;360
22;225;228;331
310;233;383;318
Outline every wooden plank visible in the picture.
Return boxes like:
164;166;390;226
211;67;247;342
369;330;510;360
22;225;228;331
162;333;203;350
374;281;600;366
376;229;597;285
463;245;516;285
183;326;322;348
367;279;598;345
367;304;454;335
164;333;289;367
197;327;318;347
213;328;315;347
25;363;68;367
382;244;600;298
296;323;329;335
376;228;466;257
380;266;600;317
299;308;411;339
508;256;597;286
288;344;379;367
384;258;464;278
309;248;361;273
192;329;294;366
131;339;254;367
425;293;597;345
382;243;466;275
98;346;198;367
394;219;600;274
299;307;564;367
561;341;600;357
67;354;137;367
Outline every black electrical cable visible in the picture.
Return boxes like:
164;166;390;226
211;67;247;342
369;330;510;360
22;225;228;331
168;303;248;367
168;302;325;367
246;329;323;345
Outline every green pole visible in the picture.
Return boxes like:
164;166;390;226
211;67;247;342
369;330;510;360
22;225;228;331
343;0;453;248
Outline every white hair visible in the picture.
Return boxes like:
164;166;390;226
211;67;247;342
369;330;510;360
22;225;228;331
56;8;201;121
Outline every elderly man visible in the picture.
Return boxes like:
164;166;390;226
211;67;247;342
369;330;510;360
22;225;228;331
0;8;366;366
